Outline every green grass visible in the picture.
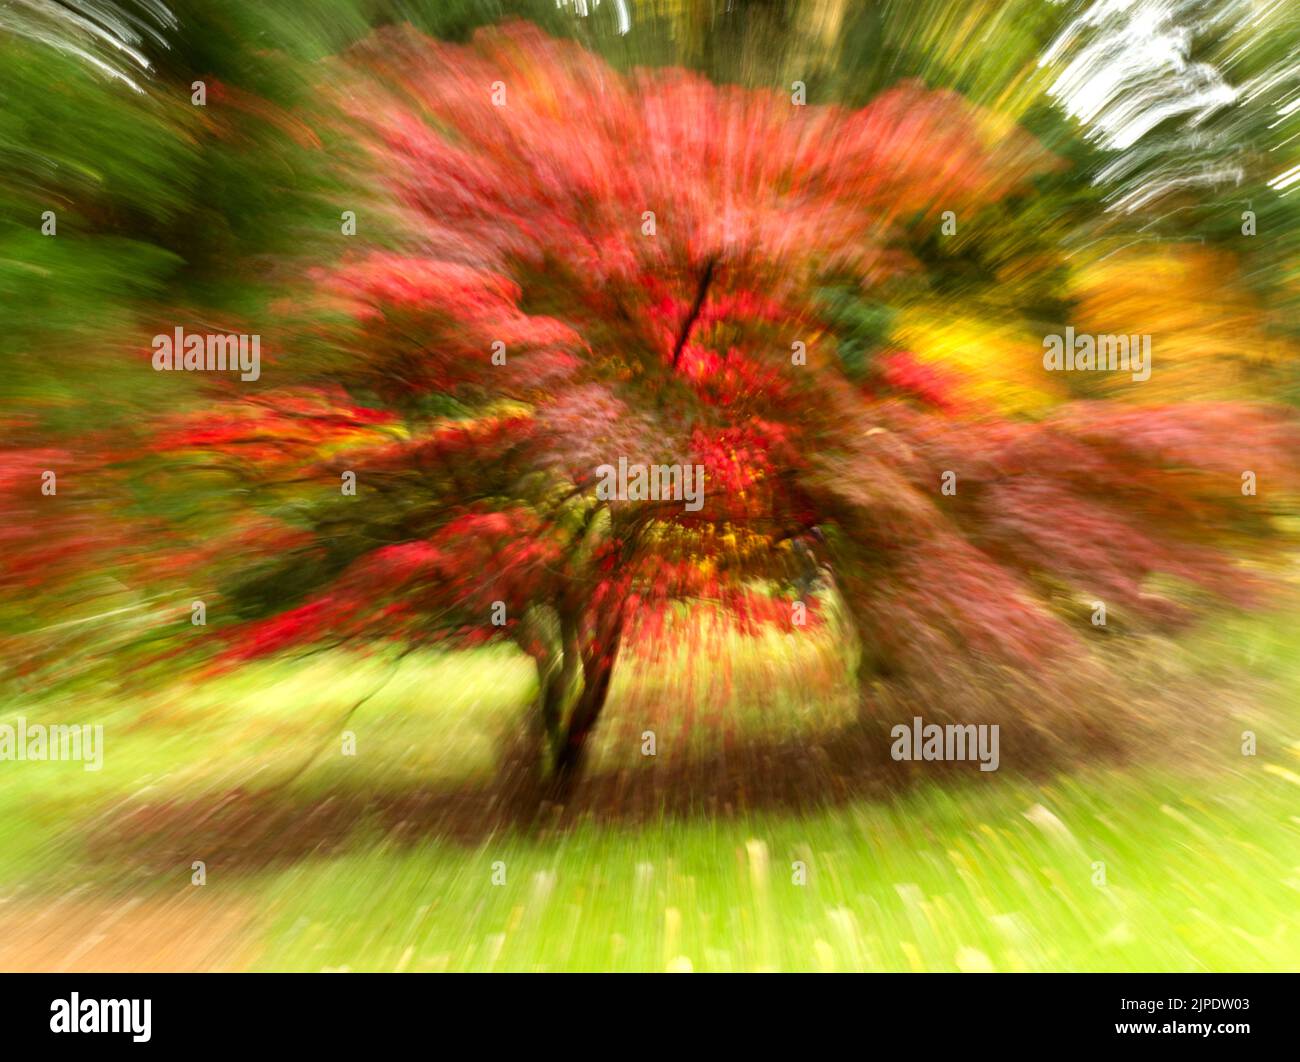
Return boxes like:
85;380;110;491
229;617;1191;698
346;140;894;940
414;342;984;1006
0;612;1296;971
250;764;1300;971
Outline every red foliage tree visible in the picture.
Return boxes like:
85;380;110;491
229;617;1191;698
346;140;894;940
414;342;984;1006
4;23;1295;780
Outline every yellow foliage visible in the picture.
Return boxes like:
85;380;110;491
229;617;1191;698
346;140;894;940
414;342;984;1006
892;307;1069;415
1068;246;1293;401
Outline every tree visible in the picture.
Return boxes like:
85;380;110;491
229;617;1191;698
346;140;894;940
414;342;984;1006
4;22;1296;785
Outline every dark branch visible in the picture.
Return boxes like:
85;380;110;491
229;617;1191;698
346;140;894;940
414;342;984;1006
671;255;719;370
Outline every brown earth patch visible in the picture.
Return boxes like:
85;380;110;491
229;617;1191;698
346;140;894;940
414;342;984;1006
0;891;258;972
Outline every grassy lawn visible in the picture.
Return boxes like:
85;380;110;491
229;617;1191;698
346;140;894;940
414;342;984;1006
248;763;1299;972
1;614;1296;971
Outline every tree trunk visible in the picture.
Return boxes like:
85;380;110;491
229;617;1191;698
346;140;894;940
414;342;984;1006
552;606;625;786
515;606;568;779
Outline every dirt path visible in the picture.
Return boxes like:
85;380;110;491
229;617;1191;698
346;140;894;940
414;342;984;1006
0;891;259;972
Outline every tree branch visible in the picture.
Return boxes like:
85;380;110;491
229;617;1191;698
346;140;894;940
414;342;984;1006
671;255;719;370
